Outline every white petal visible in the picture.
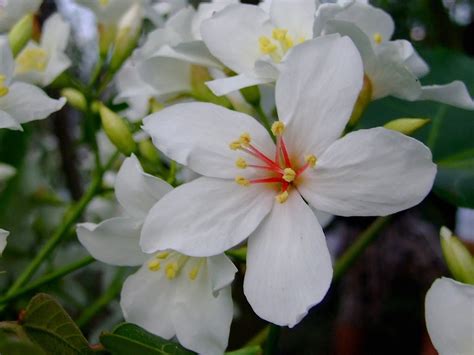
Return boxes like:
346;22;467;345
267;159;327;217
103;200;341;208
42;51;71;87
207;254;237;293
314;3;352;37
0;163;15;182
298;127;437;217
419;81;474;110
276;35;363;159
0;110;20;130
172;262;234;355
143;102;275;179
201;4;272;73
120;263;177;340
77;217;147;266
140;177;274;256
0;38;14;82
0;83;65;124
206;72;273;96
270;0;315;40
244;192;332;327
425;277;474;355
154;41;222;69
0;228;8;255
115;155;172;219
311;208;334;229
398;40;429;78
41;13;71;53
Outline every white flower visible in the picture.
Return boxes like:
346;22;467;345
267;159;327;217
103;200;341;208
0;39;66;130
140;36;437;327
201;0;317;95
14;13;71;87
0;228;8;255
75;0;150;26
322;0;474;109
147;0;188;27
77;155;236;355
0;0;41;33
425;277;474;355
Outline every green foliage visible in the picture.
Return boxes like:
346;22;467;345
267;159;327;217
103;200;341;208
361;47;474;208
100;323;195;355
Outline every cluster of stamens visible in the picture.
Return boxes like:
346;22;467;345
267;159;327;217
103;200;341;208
258;28;304;63
147;251;205;281
231;121;316;204
16;48;49;74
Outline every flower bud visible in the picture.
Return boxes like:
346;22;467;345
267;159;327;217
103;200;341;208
99;103;137;156
8;13;34;57
139;139;160;164
109;4;142;74
440;226;474;285
98;23;116;59
60;88;87;112
191;65;232;108
384;118;430;136
348;75;372;127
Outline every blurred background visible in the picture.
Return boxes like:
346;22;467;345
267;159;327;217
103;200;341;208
0;1;473;354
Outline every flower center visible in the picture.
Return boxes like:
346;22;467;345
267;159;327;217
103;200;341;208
15;48;49;74
373;32;383;45
258;28;304;63
147;251;205;282
0;74;9;97
231;121;317;204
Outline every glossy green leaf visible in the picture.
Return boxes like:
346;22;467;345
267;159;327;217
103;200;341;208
100;323;195;355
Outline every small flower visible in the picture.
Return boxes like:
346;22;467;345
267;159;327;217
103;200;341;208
425;277;474;355
0;39;66;130
77;155;236;354
141;36;436;326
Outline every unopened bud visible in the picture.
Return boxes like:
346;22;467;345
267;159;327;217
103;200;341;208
8;13;34;57
99;103;137;156
440;226;474;285
60;88;87;112
191;65;232;108
138;139;160;163
384;118;430;136
348;75;372;127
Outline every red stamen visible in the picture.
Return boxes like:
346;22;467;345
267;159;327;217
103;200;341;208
249;177;282;184
280;181;289;192
296;162;310;177
248;164;283;174
275;137;281;165
280;137;292;168
247;144;280;169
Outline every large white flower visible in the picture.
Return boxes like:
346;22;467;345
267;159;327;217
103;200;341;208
0;0;41;33
77;155;236;355
0;228;8;255
321;0;474;109
425;277;474;355
201;0;317;95
14;13;71;87
0;39;66;130
141;36;437;327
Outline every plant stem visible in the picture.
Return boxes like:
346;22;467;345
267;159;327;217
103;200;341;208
0;256;95;305
254;105;272;133
333;216;391;280
76;268;126;328
263;324;280;355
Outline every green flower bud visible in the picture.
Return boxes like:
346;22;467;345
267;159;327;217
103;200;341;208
8;13;34;57
139;139;160;164
99;103;137;156
384;118;430;136
98;23;116;59
190;65;232;108
348;75;372;127
60;88;87;112
440;226;474;285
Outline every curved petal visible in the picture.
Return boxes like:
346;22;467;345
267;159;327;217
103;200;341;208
77;217;147;266
419;81;474;110
200;4;273;74
43;51;71;87
120;262;177;340
41;13;71;53
276;35;363;159
207;254;237;293
270;0;315;40
143;102;275;179
206;72;273;96
0;110;20;130
298;127;437;217
244;192;332;327
172;262;234;355
140;177;274;257
425;277;474;355
0;228;8;255
115;155;173;219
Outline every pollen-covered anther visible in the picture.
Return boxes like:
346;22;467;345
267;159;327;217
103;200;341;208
282;168;296;182
259;36;277;54
272;28;294;52
271;121;285;136
235;175;250;186
305;154;317;168
16;48;48;74
147;259;161;272
239;132;251;147
0;75;9;97
275;190;289;204
235;157;247;169
165;262;178;280
229;140;242;150
156;251;170;259
373;32;383;44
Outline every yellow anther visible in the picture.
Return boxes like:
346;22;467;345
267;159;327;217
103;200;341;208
99;0;109;6
305;154;317;168
16;48;48;74
235;175;250;186
275;190;289;204
272;28;288;41
165;262;178;280
147;259;161;272
235;157;247;169
259;36;277;54
229;140;242;150
156;251;170;259
0;74;9;97
239;132;251;147
271;121;285;136
373;32;383;44
188;267;199;281
282;168;296;182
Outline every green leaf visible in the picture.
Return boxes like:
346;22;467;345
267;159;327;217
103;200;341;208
0;321;45;355
225;345;262;355
100;323;195;355
360;47;474;207
20;293;93;355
